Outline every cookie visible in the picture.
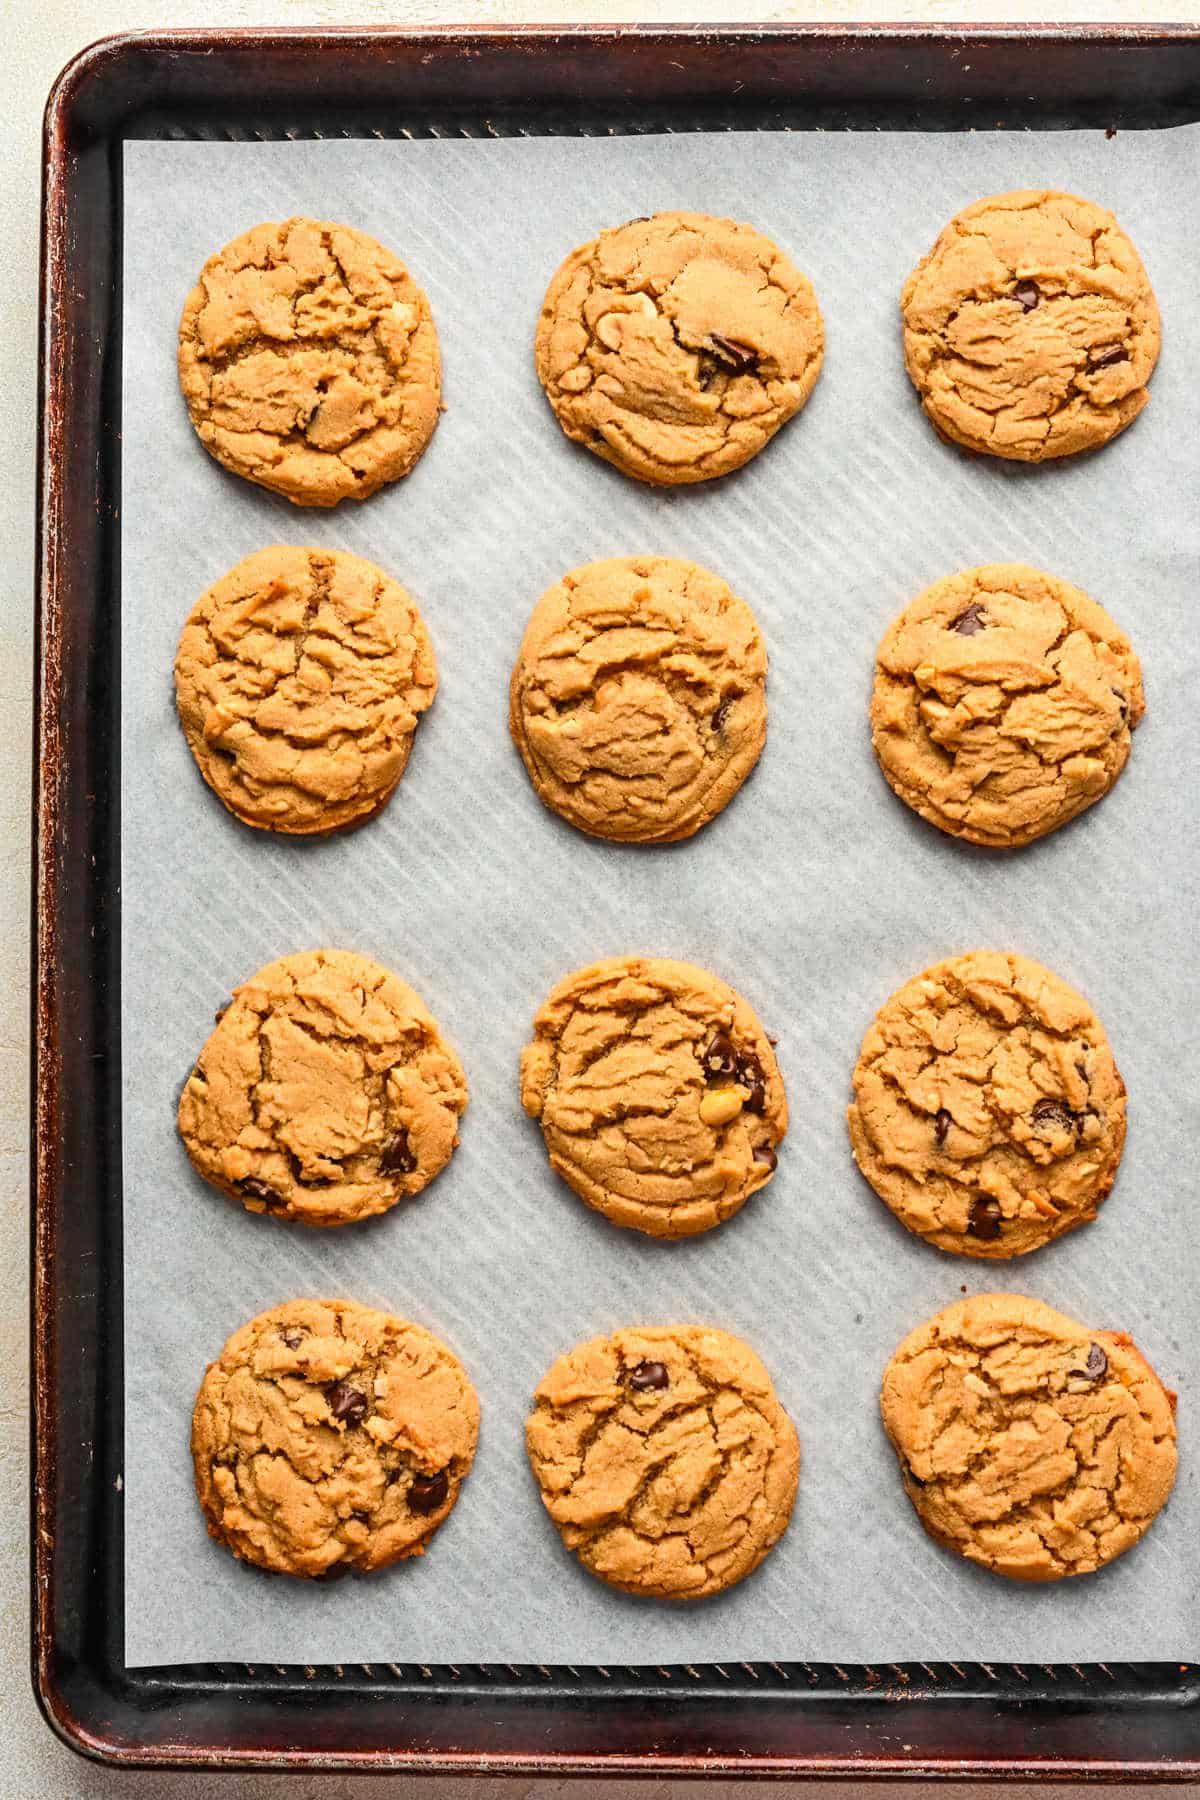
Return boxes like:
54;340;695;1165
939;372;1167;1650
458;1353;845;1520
178;949;467;1227
526;1325;799;1599
871;563;1144;849
192;1298;479;1577
520;956;786;1239
178;217;441;506
901;189;1160;462
881;1293;1177;1582
848;952;1126;1258
535;211;824;485
509;555;767;843
174;546;438;835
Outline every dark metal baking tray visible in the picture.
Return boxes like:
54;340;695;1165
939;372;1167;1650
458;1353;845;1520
34;23;1200;1777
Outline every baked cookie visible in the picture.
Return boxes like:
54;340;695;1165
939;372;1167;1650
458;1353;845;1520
509;555;767;843
178;949;467;1227
521;956;786;1238
178;217;441;506
192;1298;479;1577
871;563;1144;848
175;546;438;835
881;1293;1177;1582
535;211;824;485
847;951;1125;1258
526;1325;799;1599
901;189;1160;461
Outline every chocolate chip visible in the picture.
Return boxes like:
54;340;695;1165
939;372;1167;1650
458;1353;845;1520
737;1052;766;1114
352;1510;371;1524
1014;281;1040;311
628;1360;669;1392
967;1195;1002;1241
712;697;733;735
408;1469;450;1513
1088;345;1127;370
950;603;988;637
214;1002;230;1023
753;1143;778;1172
1086;1342;1108;1379
239;1176;280;1207
1111;687;1129;724
380;1129;417;1176
701;1030;738;1081
280;1329;304;1350
1031;1097;1078;1133
934;1107;952;1149
707;333;758;372
324;1381;368;1425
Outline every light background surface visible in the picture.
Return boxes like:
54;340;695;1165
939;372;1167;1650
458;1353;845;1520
5;0;1200;1794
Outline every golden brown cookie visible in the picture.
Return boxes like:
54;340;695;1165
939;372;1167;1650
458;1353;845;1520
901;189;1160;461
509;555;767;843
526;1325;799;1599
847;951;1125;1258
174;546;438;836
178;949;467;1227
521;956;786;1239
192;1298;479;1577
535;211;824;485
871;563;1144;848
881;1293;1177;1582
178;217;441;506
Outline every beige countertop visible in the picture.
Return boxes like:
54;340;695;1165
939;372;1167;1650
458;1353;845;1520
3;2;1196;1794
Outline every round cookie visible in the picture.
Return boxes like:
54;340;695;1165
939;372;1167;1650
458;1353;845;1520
175;546;438;835
192;1298;479;1577
881;1293;1177;1582
847;951;1126;1258
526;1325;799;1599
509;555;767;843
178;949;467;1227
535;210;824;485
520;956;786;1239
901;189;1160;462
871;563;1144;849
178;217;441;507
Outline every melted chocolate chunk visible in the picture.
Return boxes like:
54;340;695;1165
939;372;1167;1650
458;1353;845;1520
380;1129;417;1176
707;333;758;372
408;1469;450;1513
1069;1342;1109;1383
737;1051;766;1114
934;1107;952;1149
239;1176;281;1208
1014;281;1040;311
324;1381;369;1426
1031;1097;1078;1133
967;1195;1003;1241
701;1030;738;1081
712;696;733;735
950;603;988;637
753;1143;778;1172
1088;344;1127;370
628;1359;669;1392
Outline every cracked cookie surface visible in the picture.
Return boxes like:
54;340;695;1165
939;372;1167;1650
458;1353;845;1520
175;546;437;835
871;563;1143;848
881;1293;1177;1582
901;189;1160;462
521;956;786;1239
178;949;468;1227
848;951;1125;1258
535;211;824;485
178;217;441;506
526;1325;799;1599
192;1298;479;1577
509;555;767;843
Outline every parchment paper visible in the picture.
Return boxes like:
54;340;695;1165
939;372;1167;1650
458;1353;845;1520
122;128;1199;1669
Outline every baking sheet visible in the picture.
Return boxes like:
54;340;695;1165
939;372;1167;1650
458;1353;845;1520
122;127;1199;1669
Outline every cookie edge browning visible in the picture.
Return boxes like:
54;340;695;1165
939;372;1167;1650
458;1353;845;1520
846;951;1127;1259
879;1293;1178;1582
533;210;825;488
177;217;443;509
520;955;788;1239
899;189;1161;465
174;545;439;838
177;948;469;1228
191;1298;480;1577
507;555;768;845
525;1324;801;1600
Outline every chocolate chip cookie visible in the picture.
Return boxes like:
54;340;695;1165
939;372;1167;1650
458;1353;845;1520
847;951;1126;1258
535;211;824;485
178;217;441;506
881;1293;1177;1582
901;189;1160;461
509;555;767;843
175;545;438;835
871;563;1144;848
178;949;467;1227
526;1325;799;1599
192;1298;479;1577
520;956;786;1238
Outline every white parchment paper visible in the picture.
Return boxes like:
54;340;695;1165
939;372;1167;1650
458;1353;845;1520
122;128;1199;1669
